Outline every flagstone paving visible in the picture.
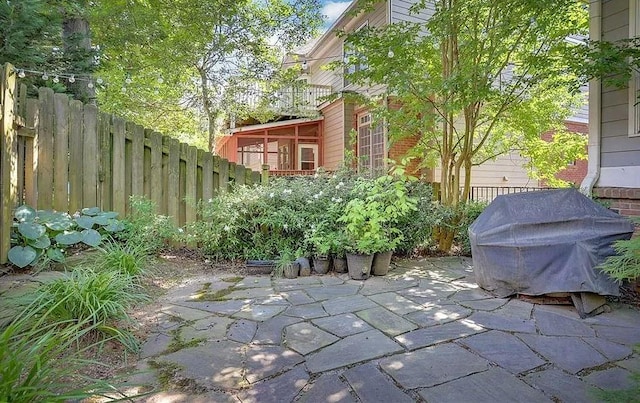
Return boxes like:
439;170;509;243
130;256;640;402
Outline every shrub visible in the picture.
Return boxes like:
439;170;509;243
432;201;487;256
119;196;177;255
0;299;122;402
394;181;436;255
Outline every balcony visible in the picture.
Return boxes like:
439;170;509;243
235;84;333;118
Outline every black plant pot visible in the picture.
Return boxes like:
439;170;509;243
346;253;373;280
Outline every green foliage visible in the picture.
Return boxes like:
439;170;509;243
338;174;418;254
31;267;149;351
186;170;359;260
338;0;588;232
571;37;640;90
90;0;323;147
0;298;122;402
119;196;177;255
93;238;149;277
9;205;124;269
598;219;640;283
394;181;437;255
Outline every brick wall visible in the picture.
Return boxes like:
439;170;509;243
593;187;640;218
389;135;422;175
540;121;588;187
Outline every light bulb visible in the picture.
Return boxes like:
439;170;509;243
18;69;26;78
68;75;75;83
125;78;132;85
301;60;308;70
87;81;94;89
96;78;104;85
388;49;394;58
53;75;60;83
154;90;159;96
121;86;127;93
42;72;49;81
157;77;164;84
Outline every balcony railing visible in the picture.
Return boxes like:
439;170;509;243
236;84;333;116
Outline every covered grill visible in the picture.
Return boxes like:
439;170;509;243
469;189;634;299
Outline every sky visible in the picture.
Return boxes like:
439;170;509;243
321;0;352;29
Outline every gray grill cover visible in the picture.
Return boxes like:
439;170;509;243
469;189;634;297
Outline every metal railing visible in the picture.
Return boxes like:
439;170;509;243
236;84;332;116
467;186;548;202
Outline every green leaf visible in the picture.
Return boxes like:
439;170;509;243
81;229;102;247
98;211;119;219
75;216;95;229
104;220;125;232
8;245;37;268
40;211;73;231
14;205;36;222
93;215;111;225
28;235;51;249
55;230;83;245
46;248;65;263
18;222;46;240
81;207;101;216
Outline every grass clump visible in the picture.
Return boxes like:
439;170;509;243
0;298;127;402
94;237;149;277
32;267;149;351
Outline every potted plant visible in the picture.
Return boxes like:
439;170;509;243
331;230;349;273
276;248;299;279
338;174;417;279
307;222;334;274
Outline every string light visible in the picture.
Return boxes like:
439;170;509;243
388;49;394;58
42;72;49;81
53;75;60;83
157;76;164;84
18;69;25;78
301;60;308;70
68;75;76;83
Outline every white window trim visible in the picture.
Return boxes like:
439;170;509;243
629;0;640;137
357;112;386;173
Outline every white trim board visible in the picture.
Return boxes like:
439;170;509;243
598;166;640;188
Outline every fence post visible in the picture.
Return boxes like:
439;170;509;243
0;63;17;264
262;164;269;184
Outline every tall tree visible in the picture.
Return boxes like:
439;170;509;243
340;0;588;251
90;0;322;150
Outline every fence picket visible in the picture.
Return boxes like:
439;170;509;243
98;113;113;211
23;99;38;207
166;137;180;225
148;131;163;213
112;117;126;217
201;151;213;203
68;100;84;213
37;87;54;208
53;93;69;212
80;105;98;209
185;145;197;225
131;124;144;197
0;65;16;264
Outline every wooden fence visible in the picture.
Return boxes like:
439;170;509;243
0;63;264;264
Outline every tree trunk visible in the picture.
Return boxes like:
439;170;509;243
62;17;95;104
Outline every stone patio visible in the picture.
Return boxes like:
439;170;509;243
133;257;640;402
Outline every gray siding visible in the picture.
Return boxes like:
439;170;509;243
600;0;640;168
390;0;434;24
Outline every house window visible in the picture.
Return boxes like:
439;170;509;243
358;114;385;174
630;0;640;137
343;21;368;88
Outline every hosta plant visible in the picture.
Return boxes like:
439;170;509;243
8;205;125;268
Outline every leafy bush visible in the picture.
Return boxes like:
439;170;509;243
186;170;361;260
394;181;436;255
9;205;125;268
31;267;149;351
118;196;177;255
0;299;122;402
598;219;640;283
432;201;487;255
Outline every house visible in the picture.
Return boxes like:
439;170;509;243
580;0;640;218
216;0;588;191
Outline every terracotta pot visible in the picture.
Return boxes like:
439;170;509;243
313;256;331;274
372;251;393;276
333;257;347;273
346;253;373;280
